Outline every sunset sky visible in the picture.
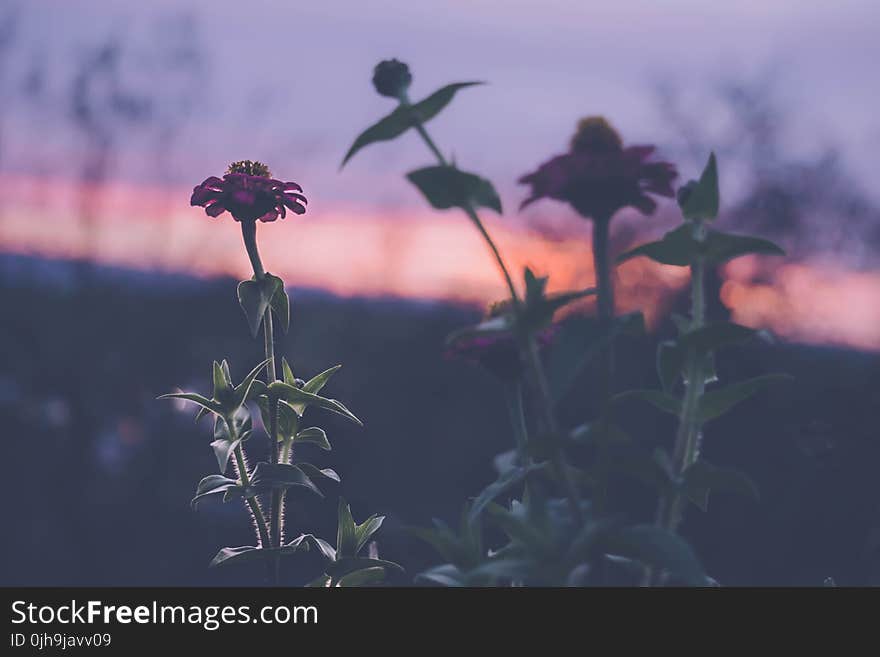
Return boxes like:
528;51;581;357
1;0;879;349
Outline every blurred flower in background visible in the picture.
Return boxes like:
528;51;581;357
519;116;677;221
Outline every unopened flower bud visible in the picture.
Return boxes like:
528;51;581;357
372;59;412;99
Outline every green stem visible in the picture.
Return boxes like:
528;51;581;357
522;335;584;522
240;220;283;585
646;220;707;586
406;101;581;520
592;218;615;391
279;438;293;465
241;219;265;279
403;94;520;305
267;395;282;583
503;381;529;454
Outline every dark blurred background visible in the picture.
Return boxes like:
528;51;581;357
1;1;879;585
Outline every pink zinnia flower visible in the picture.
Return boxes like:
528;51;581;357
190;160;307;223
446;301;557;380
519;117;677;222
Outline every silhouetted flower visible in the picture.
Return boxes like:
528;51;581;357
372;59;412;99
519;117;677;221
446;301;557;380
190;160;307;223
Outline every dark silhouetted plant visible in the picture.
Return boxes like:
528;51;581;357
345;61;714;586
618;152;788;585
160;160;400;586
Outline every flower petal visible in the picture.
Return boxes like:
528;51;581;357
282;197;307;214
257;210;279;222
191;186;221;207
205;201;227;217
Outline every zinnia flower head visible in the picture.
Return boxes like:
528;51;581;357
519;116;677;222
445;300;557;380
372;59;412;99
190;160;307;223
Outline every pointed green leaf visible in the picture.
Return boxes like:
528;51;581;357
250;462;324;497
306;574;332;587
157;392;224;417
281;358;296;385
336;498;359;559
215;409;251;440
327;557;404;578
209;541;309;568
290;534;337;562
409;82;484;124
681;459;759;511
210;408;251;472
265;273;290;333
245;379;267;402
302;364;342;396
220;360;232;386
294;427;331;451
269;381;362;426
618;225;695;266
296;463;341;484
237;277;281;338
680;152;719;221
467;463;545;525
355;515;385;554
698;373;791;423
258;398;300;442
335;567;386;587
524;267;547;298
540;288;596;317
210;436;245;473
407;165;502;214
233;358;271;408
341;82;483;166
702;231;785;264
210;546;263;567
620;225;784;267
191;474;244;509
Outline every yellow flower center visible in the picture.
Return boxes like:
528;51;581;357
226;160;272;177
569;116;623;153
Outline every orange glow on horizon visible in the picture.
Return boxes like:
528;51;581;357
722;256;880;352
1;173;879;352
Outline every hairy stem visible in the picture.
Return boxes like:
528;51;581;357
504;381;529;454
233;444;271;549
